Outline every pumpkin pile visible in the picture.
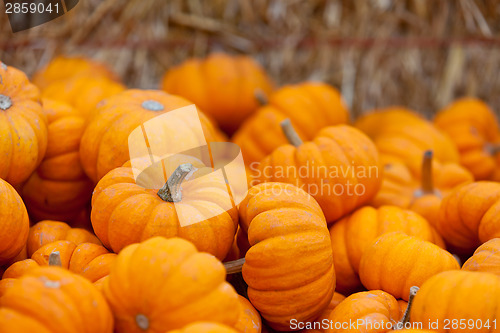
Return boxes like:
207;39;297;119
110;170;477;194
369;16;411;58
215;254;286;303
0;54;499;333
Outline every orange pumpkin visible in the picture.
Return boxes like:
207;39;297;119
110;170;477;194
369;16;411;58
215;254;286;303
0;259;39;297
20;99;93;224
372;150;473;226
232;82;349;165
79;89;224;183
0;266;113;332
434;97;500;180
325;290;400;333
239;182;335;331
255;120;381;222
31;240;116;283
41;76;126;119
329;205;445;295
27;220;100;257
32;55;120;90
437;181;500;254
166;322;239;333
161;53;274;134
410;270;500;332
91;160;238;259
359;232;460;300
234;295;262;333
462;238;500;276
103;237;240;332
354;107;460;176
0;179;30;265
0;61;48;185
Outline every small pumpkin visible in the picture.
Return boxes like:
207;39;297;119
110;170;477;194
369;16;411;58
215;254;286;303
434;97;500;180
166;323;239;333
91;161;238;259
103;237;240;332
437;181;500;254
0;266;114;333
234;295;262;333
410;270;500;332
0;259;39;297
32;55;120;90
359;232;460;300
325;290;400;333
354;107;460;176
20;98;94;224
372;150;473;226
462;238;500;276
0;178;30;265
238;182;335;331
0;61;48;185
80;89;225;183
329;205;445;295
27;220;100;257
232;82;349;165
41;76;126;119
255;119;382;223
161;52;274;135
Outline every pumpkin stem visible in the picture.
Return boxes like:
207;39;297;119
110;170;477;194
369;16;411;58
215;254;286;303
393;286;419;330
48;251;62;267
135;314;149;331
420;150;434;194
141;99;164;111
0;94;12;110
254;89;268;106
280;119;303;147
485;143;500;155
157;163;196;202
224;258;246;274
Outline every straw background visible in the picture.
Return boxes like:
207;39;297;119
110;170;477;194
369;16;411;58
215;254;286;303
1;0;500;117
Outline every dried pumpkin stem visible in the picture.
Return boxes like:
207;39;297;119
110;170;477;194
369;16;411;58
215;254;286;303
0;94;12;110
48;251;62;267
485;143;500;155
394;286;419;330
224;258;246;274
157;163;196;202
135;314;149;331
254;88;268;106
420;150;434;194
280;118;303;147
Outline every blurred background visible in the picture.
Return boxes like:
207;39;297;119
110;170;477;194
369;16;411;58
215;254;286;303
0;0;499;117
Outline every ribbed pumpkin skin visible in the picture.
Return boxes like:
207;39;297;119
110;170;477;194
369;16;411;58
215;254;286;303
0;266;114;333
302;292;346;333
0;179;30;265
0;62;48;185
359;232;460;301
161;53;274;135
434;98;500;180
234;295;262;333
325;290;400;333
411;271;500;332
166;322;239;333
354;107;460;175
21;99;93;224
103;237;240;333
90;161;238;259
41;76;126;119
462;238;500;277
437;181;500;254
372;160;473;227
255;125;381;223
330;206;445;295
239;182;335;331
32;56;119;90
30;240;116;283
79;89;224;183
27;220;101;257
232;82;349;165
